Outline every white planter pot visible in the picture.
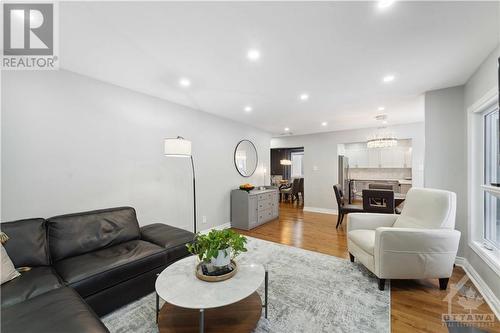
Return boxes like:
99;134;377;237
210;248;231;267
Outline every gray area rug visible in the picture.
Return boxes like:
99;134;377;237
102;237;390;332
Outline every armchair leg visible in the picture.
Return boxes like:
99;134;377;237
349;253;354;262
439;278;449;290
378;279;386;291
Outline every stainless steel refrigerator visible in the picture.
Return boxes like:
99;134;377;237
338;155;351;202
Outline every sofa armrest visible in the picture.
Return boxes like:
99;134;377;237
374;228;461;278
347;213;398;232
140;223;194;249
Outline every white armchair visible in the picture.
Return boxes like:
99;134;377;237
347;188;461;291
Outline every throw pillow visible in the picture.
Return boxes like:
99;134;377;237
1;244;20;284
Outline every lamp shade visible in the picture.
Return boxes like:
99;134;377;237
164;137;192;157
280;159;292;166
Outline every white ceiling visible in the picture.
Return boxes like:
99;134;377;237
59;1;499;136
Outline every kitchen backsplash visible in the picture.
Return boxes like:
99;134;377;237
349;168;411;180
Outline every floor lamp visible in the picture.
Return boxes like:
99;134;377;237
164;137;197;234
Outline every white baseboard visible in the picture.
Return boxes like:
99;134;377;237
303;206;338;215
455;256;500;320
199;222;231;234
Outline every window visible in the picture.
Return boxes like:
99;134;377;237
469;91;500;275
291;152;304;178
484;110;500;249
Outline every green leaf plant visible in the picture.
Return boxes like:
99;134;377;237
186;229;248;263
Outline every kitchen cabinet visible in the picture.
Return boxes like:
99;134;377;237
344;141;412;169
400;183;412;194
368;148;381;168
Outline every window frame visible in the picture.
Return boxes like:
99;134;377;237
468;87;500;276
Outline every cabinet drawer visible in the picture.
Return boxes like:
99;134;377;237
258;208;274;223
258;200;273;210
258;193;273;201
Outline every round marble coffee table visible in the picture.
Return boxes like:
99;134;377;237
155;256;268;333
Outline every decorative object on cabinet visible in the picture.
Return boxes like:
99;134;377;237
164;136;197;233
239;183;255;191
231;187;279;230
234;140;258;177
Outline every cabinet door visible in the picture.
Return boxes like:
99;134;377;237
404;148;412;168
393;147;405;168
380;148;393;168
356;147;369;168
400;184;412;194
368;148;381;168
248;196;258;228
348;149;359;168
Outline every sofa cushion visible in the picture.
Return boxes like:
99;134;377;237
140;223;193;263
55;240;166;298
48;207;141;262
348;230;375;255
1;287;109;333
0;218;49;267
1;266;63;308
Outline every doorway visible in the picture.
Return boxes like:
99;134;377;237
270;147;305;205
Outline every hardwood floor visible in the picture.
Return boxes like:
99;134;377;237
234;201;500;333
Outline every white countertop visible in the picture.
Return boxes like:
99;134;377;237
352;178;412;185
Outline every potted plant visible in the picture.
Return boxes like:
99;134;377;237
186;229;247;267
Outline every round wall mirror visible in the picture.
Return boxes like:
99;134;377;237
234;140;258;177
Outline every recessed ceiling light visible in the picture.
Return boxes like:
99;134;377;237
382;120;388;125
244;106;252;112
247;49;261;61
378;106;385;111
299;93;309;101
321;122;328;126
382;74;395;83
378;0;395;9
284;127;290;132
179;78;191;87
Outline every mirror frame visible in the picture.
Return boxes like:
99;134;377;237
234;139;258;177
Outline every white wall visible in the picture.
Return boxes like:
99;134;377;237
424;44;500;303
465;45;500;108
424;85;466;255
464;45;500;301
1;70;271;230
271;122;425;212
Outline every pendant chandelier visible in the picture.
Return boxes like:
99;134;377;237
367;115;397;149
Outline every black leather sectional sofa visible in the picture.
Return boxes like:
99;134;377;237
0;206;194;333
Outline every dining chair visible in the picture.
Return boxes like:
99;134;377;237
362;189;395;214
333;184;364;229
298;178;304;202
281;178;300;202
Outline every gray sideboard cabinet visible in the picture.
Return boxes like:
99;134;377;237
231;187;279;230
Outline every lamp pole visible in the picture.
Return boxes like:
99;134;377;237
164;136;197;234
190;155;197;234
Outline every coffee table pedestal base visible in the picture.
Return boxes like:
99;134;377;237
158;292;262;333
